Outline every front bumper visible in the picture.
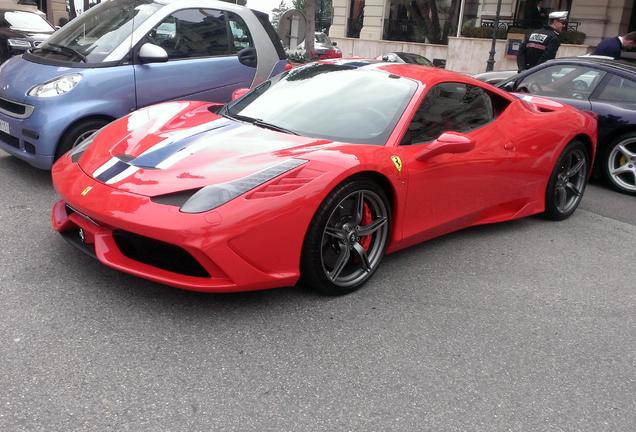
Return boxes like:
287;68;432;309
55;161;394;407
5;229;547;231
0;98;55;169
51;157;313;293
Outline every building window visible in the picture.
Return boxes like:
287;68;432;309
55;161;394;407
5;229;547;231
384;0;462;45
347;0;365;38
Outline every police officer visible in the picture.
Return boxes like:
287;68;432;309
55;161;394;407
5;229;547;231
517;11;568;72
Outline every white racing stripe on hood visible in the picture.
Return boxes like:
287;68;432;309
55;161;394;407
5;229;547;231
106;166;140;185
155;123;248;170
92;157;120;179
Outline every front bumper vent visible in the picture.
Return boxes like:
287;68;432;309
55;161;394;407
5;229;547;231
112;230;210;278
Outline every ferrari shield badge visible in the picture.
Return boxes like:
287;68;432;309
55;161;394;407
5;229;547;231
81;186;93;196
391;155;403;172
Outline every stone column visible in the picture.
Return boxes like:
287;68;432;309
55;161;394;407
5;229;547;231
360;0;387;41
330;0;349;37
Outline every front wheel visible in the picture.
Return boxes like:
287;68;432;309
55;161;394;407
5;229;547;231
55;119;110;160
602;132;636;195
544;140;589;221
301;179;391;296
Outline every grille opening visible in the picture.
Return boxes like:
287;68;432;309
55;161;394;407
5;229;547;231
60;228;97;258
23;141;35;154
0;97;26;116
112;230;210;278
0;130;19;148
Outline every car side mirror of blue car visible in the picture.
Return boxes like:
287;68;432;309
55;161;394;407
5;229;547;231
138;43;169;64
500;81;516;92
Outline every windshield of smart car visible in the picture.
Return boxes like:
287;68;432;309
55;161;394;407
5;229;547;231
1;11;54;32
31;0;161;63
225;64;418;145
315;33;331;44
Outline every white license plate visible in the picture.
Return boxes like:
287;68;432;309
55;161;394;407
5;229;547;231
0;119;9;135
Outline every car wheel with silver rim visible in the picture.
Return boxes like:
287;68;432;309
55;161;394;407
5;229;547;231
603;132;636;195
55;118;111;160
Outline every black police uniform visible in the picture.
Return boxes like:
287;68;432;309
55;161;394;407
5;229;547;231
517;25;561;71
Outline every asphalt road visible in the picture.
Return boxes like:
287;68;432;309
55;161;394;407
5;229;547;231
0;154;634;432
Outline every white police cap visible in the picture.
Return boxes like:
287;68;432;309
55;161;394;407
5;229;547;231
548;11;568;21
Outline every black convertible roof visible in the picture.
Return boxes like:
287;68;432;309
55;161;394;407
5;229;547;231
555;56;636;75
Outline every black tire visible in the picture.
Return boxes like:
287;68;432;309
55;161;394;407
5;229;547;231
601;132;636;195
55;119;110;160
301;178;391;296
544;140;589;221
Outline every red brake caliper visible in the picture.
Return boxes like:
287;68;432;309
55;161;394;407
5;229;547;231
359;202;373;251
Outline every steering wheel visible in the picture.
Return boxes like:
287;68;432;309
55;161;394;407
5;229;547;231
572;80;588;91
359;107;388;135
360;107;387;124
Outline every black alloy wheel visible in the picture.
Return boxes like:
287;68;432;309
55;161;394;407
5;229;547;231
544;140;589;221
301;179;390;295
603;132;636;195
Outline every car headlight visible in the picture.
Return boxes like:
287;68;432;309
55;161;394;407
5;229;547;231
180;159;308;213
69;129;99;162
7;39;31;49
28;74;82;98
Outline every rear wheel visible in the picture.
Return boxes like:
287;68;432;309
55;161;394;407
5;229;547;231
55;119;110;160
602;132;636;195
301;179;390;296
544;140;589;221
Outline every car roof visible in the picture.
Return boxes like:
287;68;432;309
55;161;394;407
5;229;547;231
549;56;636;75
316;59;511;96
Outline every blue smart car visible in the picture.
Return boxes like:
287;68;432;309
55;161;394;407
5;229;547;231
0;0;288;169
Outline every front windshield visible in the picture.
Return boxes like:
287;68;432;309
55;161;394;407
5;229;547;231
226;64;418;145
398;52;432;66
33;0;162;63
2;11;54;32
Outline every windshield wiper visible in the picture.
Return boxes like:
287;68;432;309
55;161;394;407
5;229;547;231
34;43;86;62
222;112;299;135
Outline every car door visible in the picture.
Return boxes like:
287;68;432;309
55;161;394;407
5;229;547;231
133;8;257;108
589;73;636;144
395;82;527;244
514;63;606;112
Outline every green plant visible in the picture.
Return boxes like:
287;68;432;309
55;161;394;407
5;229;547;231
507;27;528;35
286;48;309;63
559;30;586;44
461;26;507;40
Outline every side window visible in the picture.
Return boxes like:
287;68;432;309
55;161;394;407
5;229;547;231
596;75;636;103
517;65;605;100
227;12;253;53
402;83;494;145
149;9;229;60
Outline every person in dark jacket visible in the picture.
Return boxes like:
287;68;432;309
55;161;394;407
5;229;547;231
517;11;567;72
593;32;636;59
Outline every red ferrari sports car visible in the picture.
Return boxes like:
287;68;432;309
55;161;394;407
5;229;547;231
51;60;597;295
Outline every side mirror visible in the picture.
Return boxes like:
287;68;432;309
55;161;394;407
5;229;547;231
332;41;337;46
138;43;168;64
231;87;250;101
416;132;475;161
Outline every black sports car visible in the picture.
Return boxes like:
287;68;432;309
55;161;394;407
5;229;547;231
0;9;55;63
482;57;636;195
